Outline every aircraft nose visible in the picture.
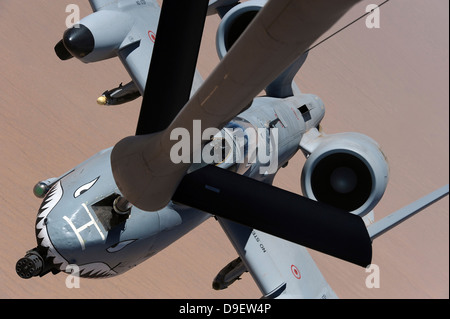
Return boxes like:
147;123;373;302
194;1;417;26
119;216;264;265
62;24;95;59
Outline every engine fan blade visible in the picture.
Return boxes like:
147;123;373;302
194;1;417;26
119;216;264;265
111;0;361;211
173;165;372;267
135;0;209;135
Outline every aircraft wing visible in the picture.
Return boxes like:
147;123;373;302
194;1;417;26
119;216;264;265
91;0;204;97
88;0;116;12
218;218;338;299
216;185;448;298
368;185;449;240
56;1;161;95
55;1;162;94
110;2;161;94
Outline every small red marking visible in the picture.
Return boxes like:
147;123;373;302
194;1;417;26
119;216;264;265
291;265;301;279
291;107;300;121
148;30;156;43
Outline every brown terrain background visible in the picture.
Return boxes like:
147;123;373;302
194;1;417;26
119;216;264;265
0;0;448;299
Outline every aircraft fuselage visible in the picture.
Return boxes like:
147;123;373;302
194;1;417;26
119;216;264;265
17;92;325;279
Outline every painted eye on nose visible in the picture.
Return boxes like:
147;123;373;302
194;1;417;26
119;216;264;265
74;177;99;198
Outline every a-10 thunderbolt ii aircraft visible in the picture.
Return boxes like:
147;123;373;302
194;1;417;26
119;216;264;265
16;0;449;298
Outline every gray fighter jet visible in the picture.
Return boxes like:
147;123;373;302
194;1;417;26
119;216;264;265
16;0;448;298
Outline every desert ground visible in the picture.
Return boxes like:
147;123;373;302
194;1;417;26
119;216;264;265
0;0;448;299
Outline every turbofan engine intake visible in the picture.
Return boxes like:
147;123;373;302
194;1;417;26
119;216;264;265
301;133;389;217
216;0;267;59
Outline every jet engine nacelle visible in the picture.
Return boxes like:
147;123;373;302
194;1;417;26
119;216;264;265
55;10;134;63
216;0;267;59
301;132;389;217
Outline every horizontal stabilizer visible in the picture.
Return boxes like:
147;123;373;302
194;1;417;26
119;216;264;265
368;185;449;240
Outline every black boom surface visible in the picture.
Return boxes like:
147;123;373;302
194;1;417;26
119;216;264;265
174;165;373;267
135;0;209;135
